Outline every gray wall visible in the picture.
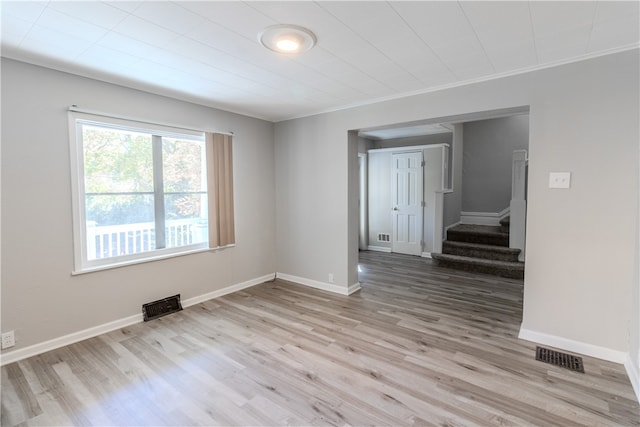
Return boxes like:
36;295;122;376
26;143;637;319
2;50;638;387
357;136;374;154
274;49;639;364
462;115;530;213
444;123;463;227
1;59;277;353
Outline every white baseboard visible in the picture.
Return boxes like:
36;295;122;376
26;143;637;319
421;252;432;258
182;273;275;308
276;272;355;296
518;327;627;363
348;282;362;295
0;274;274;366
625;354;640;403
460;208;510;226
444;221;460;235
0;313;142;366
367;245;391;253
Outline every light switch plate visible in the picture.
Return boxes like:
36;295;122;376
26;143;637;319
549;172;571;189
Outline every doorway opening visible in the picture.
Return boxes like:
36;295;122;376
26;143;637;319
354;108;530;281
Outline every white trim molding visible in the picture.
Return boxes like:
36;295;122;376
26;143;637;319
182;273;275;308
367;245;392;253
0;314;141;366
284;43;639;122
367;143;450;154
348;282;362;295
460;208;510;226
276;273;358;296
519;327;627;364
421;252;432;258
0;274;274;366
625;355;640;404
444;221;461;236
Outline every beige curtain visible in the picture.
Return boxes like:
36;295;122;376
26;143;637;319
205;132;235;248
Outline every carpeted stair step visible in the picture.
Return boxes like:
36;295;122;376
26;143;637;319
447;224;509;247
431;253;524;279
442;240;520;262
499;216;510;233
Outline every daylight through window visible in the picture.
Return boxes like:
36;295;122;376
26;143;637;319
69;112;218;273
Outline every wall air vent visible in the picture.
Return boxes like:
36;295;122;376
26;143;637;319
535;346;584;373
377;233;390;242
142;294;183;321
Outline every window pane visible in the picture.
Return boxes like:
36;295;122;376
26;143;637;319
82;124;153;193
71;113;212;271
85;194;155;260
162;138;206;192
164;193;208;248
86;194;155;225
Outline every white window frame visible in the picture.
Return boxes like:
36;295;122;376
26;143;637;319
68;111;209;274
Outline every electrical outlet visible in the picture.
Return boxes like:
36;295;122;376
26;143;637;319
328;273;334;283
549;172;571;189
1;331;15;349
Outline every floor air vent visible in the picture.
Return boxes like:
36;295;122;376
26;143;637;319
142;294;182;321
535;346;584;373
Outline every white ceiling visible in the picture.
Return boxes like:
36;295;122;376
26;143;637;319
2;1;639;122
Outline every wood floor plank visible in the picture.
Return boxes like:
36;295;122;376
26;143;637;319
1;251;638;426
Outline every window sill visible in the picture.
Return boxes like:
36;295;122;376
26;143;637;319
71;244;235;276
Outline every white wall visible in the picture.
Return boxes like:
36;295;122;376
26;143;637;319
367;151;392;250
0;59;276;354
423;146;446;253
462;115;529;213
274;49;639;360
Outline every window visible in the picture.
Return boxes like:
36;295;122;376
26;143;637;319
69;112;234;273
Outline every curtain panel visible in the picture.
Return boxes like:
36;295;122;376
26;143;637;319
205;132;235;248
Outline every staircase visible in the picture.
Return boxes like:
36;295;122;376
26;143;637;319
431;217;524;279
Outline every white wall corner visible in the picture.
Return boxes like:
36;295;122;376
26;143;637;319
0;273;275;366
518;326;628;364
625;354;640;404
421;252;432;258
348;282;362;295
276;272;353;296
367;245;392;253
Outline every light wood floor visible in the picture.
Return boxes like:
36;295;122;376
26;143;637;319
2;251;638;426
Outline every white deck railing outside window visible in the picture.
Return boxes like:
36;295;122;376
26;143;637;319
87;218;206;260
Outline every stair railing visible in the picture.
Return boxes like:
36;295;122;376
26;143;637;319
510;150;527;261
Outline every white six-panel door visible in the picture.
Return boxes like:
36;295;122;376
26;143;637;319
391;152;423;256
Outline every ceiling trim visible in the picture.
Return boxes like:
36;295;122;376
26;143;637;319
279;43;640;123
0;46;275;123
3;42;638;124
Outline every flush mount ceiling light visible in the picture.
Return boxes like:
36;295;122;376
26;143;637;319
259;24;317;55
